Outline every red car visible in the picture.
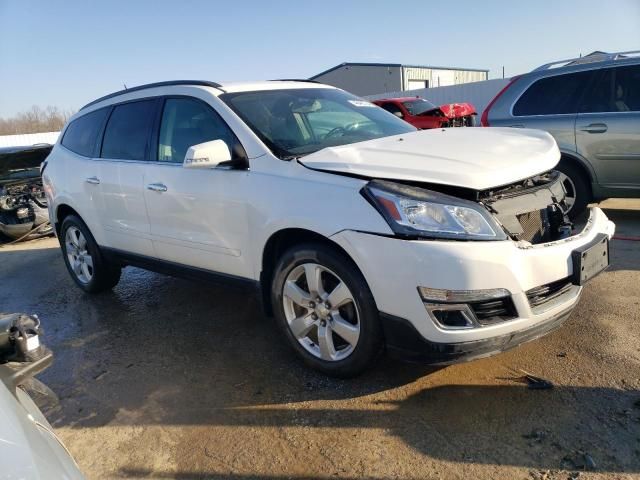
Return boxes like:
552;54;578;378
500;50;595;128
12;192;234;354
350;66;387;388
373;97;477;129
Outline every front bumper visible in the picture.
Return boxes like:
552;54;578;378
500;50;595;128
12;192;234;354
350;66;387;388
380;302;575;364
330;207;615;360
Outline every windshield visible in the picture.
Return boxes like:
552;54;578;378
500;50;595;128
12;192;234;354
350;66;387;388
403;98;437;115
221;88;416;159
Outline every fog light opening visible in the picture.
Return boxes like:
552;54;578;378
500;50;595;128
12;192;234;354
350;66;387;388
425;304;477;330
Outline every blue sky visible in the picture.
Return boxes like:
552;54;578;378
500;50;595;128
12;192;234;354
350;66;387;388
1;0;638;116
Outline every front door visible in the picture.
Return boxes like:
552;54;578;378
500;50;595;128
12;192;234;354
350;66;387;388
143;96;252;278
576;64;640;192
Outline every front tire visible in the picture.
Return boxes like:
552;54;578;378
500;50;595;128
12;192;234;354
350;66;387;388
59;215;121;293
271;243;383;377
555;161;591;219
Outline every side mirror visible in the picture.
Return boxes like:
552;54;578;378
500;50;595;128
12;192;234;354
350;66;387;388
183;139;232;169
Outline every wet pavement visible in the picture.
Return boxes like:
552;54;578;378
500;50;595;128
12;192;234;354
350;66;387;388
1;200;639;479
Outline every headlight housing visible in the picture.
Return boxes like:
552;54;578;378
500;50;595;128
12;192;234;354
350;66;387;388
362;180;506;241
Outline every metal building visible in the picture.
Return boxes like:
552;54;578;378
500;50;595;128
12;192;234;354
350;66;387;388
310;62;489;96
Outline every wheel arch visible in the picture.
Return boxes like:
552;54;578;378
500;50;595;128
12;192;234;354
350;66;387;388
558;150;596;183
54;204;82;236
260;228;363;317
556;151;596;202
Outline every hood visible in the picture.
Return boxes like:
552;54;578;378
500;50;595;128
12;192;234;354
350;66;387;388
0;382;83;479
299;128;560;191
0;145;51;185
437;102;477;118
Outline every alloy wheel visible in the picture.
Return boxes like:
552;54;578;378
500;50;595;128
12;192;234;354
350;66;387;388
282;263;360;362
557;172;576;213
65;226;94;284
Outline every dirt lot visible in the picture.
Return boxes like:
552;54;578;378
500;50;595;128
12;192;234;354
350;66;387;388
1;200;639;480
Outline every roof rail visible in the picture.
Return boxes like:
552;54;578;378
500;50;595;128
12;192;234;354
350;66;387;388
80;80;224;110
533;50;640;72
270;78;323;84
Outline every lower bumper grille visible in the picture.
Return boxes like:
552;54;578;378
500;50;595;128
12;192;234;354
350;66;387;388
470;297;518;325
526;277;574;309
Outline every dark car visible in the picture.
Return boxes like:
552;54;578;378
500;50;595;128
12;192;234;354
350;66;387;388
0;144;52;239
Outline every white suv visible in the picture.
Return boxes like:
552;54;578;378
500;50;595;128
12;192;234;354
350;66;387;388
43;80;615;376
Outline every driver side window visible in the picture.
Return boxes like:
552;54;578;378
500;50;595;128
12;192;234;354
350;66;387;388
157;98;240;163
380;102;404;118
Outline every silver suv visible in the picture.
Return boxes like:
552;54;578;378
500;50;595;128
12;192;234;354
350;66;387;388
482;50;640;217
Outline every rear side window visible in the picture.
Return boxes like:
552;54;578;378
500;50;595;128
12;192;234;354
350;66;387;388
580;65;640;113
101;100;157;160
157;98;241;163
513;71;594;116
61;108;108;157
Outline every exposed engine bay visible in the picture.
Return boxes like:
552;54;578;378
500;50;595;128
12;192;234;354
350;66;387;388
479;171;573;245
0;145;53;241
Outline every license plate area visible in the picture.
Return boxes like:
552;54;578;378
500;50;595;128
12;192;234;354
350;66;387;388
571;234;609;286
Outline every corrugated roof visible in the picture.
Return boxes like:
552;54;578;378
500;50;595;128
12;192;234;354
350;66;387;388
310;62;489;79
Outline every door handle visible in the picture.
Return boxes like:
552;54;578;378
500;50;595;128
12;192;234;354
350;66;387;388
579;123;608;133
146;183;167;192
509;124;525;128
85;176;100;185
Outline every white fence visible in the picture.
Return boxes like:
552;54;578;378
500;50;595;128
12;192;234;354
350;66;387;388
365;78;510;120
0;131;60;148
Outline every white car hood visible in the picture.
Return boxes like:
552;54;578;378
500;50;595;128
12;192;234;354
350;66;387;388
0;383;83;479
299;127;560;191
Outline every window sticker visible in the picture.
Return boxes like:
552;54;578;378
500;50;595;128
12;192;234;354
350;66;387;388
348;100;375;107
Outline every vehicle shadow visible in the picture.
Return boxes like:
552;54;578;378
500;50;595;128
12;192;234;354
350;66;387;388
2;237;638;474
30;268;638;474
107;384;640;475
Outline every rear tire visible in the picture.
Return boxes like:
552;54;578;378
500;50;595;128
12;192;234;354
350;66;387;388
59;215;121;293
271;243;383;377
555;161;591;219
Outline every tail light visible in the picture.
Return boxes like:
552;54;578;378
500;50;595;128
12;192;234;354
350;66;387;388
480;75;521;127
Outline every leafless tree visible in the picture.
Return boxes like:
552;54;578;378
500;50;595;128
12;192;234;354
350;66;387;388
0;106;74;135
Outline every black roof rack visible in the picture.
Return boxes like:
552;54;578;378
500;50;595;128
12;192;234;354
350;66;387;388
270;78;323;84
80;80;224;110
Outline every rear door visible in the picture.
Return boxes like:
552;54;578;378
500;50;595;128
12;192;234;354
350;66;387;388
57;108;110;238
510;70;596;153
96;99;159;256
143;96;252;278
576;64;640;191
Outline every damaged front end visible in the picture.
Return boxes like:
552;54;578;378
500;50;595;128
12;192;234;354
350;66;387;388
479;171;573;245
434;102;477;128
0;145;53;241
363;169;575;246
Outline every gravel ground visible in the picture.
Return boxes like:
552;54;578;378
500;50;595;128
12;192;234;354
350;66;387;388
0;200;639;480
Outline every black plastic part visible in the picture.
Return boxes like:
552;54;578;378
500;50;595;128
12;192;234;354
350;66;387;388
526;277;574;309
571;233;609;285
431;310;469;328
102;247;260;291
270;79;324;84
380;308;573;365
80;80;225;111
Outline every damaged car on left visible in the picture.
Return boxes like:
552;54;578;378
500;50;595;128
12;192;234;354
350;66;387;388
0;144;53;241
